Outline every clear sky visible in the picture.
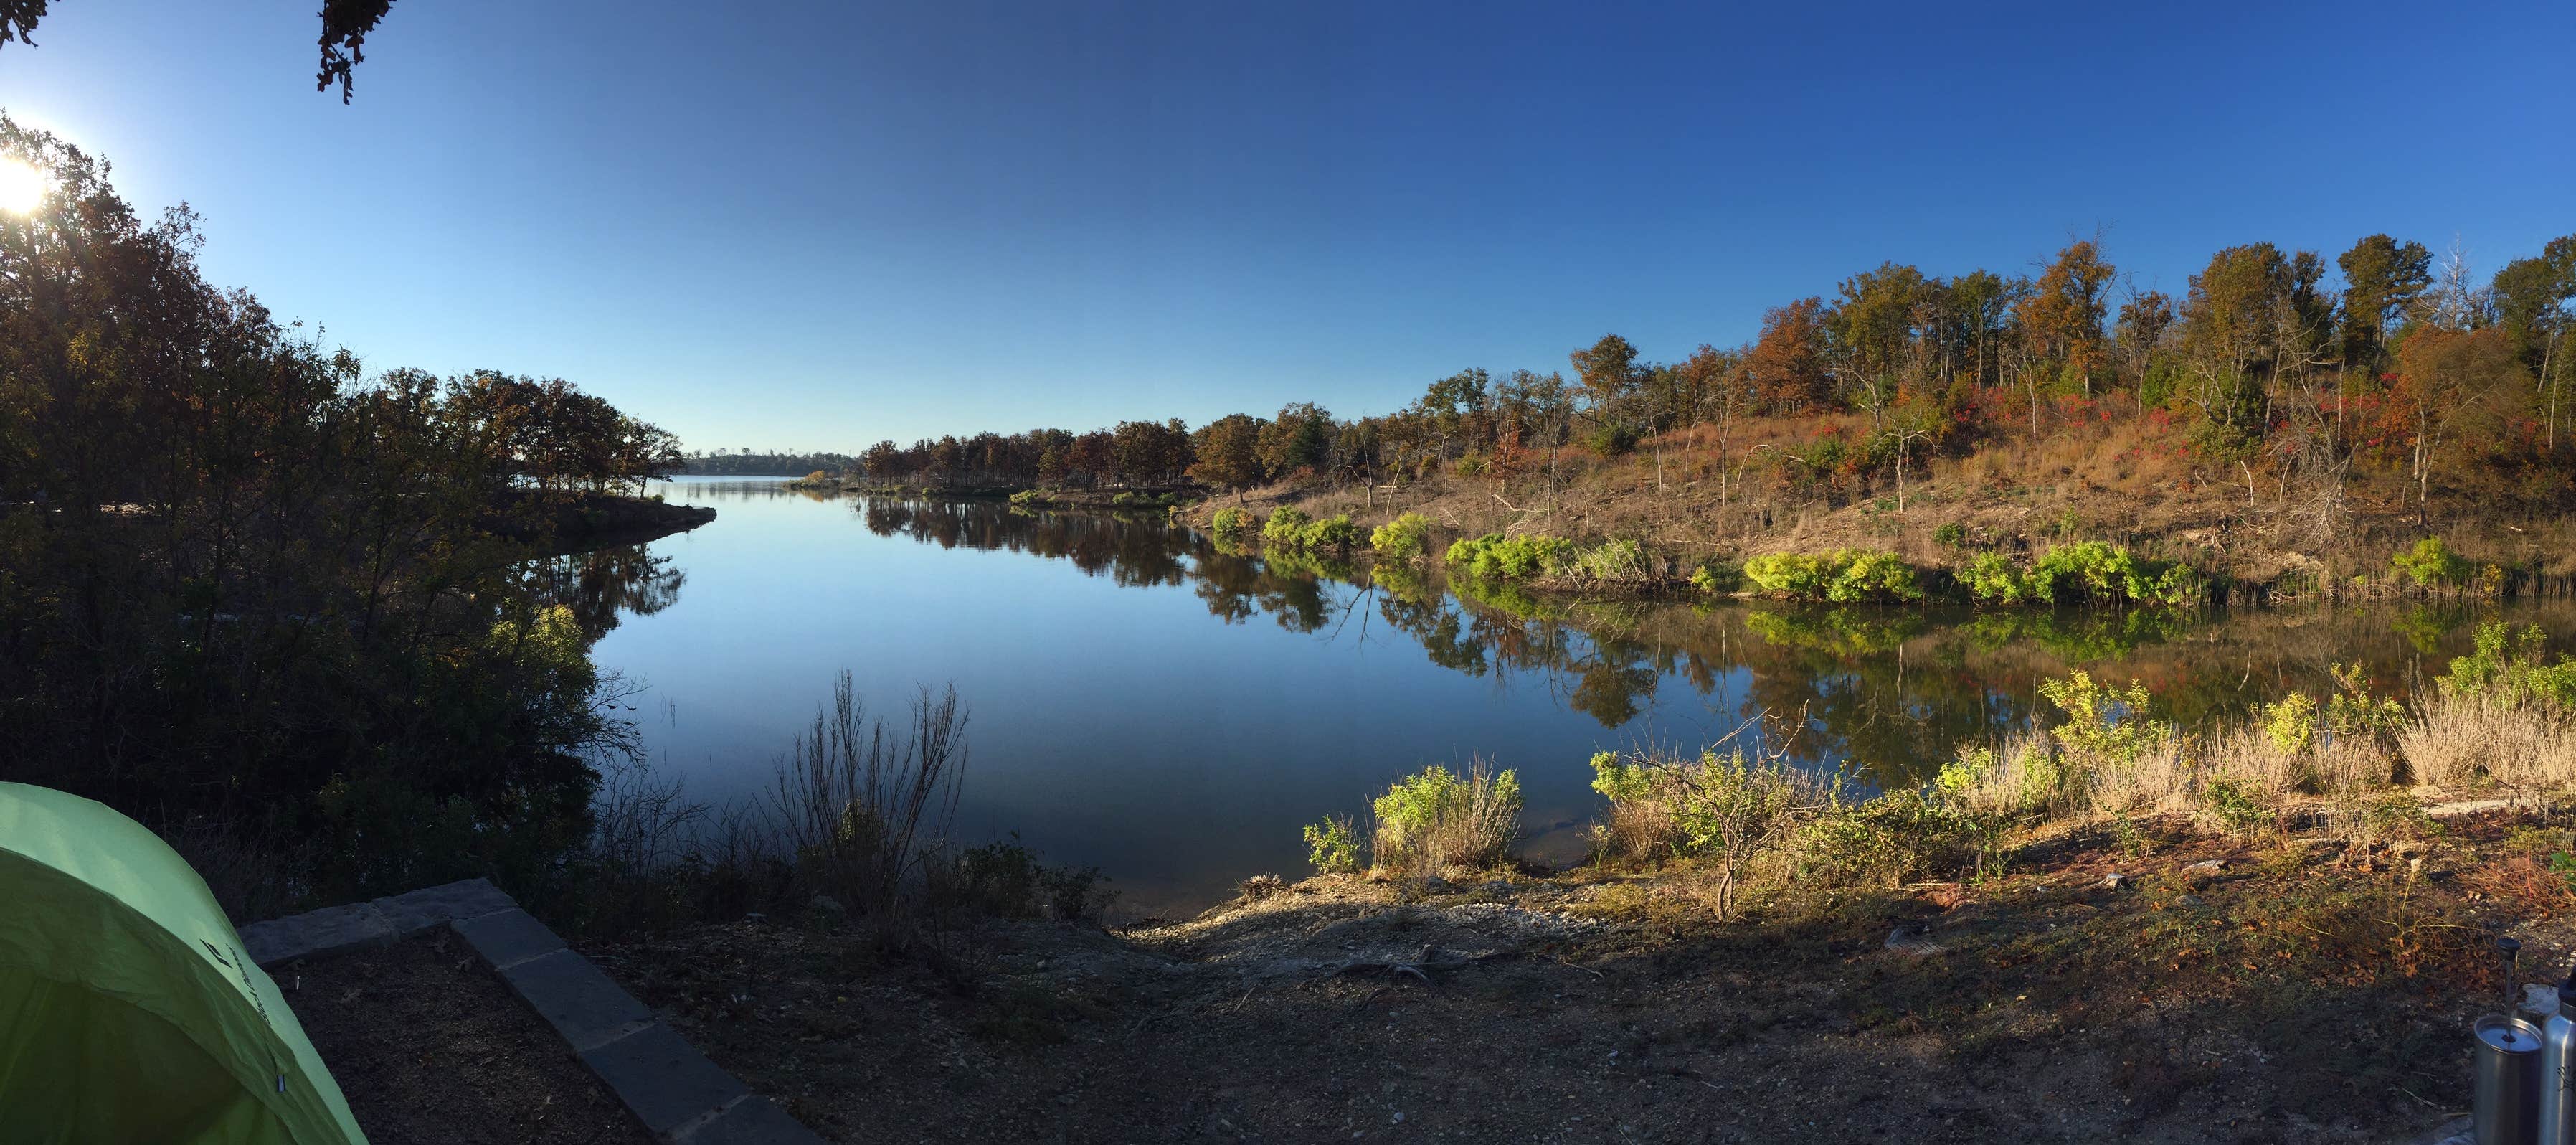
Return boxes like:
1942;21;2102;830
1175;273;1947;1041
2;1;2569;452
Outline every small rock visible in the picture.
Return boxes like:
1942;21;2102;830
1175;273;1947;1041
1885;925;1943;957
2098;874;2127;890
2184;859;2227;873
2177;894;2206;908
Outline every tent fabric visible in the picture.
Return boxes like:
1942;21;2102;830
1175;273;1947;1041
0;782;368;1145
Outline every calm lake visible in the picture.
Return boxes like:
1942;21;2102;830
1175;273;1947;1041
584;476;2576;915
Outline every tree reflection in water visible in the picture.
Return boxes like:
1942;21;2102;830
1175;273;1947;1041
730;495;2576;788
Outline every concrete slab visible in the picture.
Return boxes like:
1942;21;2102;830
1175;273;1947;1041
672;1097;828;1145
237;901;393;968
580;1022;749;1135
498;948;655;1052
246;879;832;1144
371;877;514;936
452;907;567;970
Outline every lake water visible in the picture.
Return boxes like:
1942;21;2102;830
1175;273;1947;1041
585;476;2575;915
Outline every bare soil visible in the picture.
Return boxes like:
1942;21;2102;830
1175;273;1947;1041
582;811;2576;1144
287;933;655;1145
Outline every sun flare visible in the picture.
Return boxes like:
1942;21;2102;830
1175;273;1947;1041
0;159;51;214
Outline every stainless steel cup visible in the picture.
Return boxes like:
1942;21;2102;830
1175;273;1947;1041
2480;1014;2546;1145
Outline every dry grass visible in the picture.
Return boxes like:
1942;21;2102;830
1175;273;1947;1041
2195;726;2306;795
2397;693;2576;791
1932;684;2576;845
1951;725;2390;827
770;672;970;917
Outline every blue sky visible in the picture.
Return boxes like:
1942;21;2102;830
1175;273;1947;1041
2;0;2569;451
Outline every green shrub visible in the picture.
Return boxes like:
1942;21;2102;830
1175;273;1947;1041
1933;522;1967;547
2259;692;2317;755
2027;541;2137;602
1743;552;1832;598
1963;542;2199;608
1261;506;1312;546
1829;550;1921;603
1370;763;1523;874
1743;550;1922;603
1960;550;2030;605
1302;814;1363;874
1688;561;1741;595
1110;491;1139;506
2391;537;2472;588
1588;748;1812;918
2439;622;2576;708
951;838;1117;923
2038;670;2167;769
2205;778;2276;836
1299;514;1363;552
1370;512;1434;562
1210;506;1251;544
1571;538;1652;581
2324;663;2406;745
1586;423;1642;457
1802;788;2006;888
1444;533;1491;567
1445;532;1578;581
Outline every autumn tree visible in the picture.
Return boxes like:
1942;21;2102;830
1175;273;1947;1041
1065;431;1117;488
2382;328;2530;516
1744;298;1832;414
1190;413;1266;501
1943;269;2030;391
1256;402;1332;478
1111;418;1191;486
2179;243;2301;447
2114;291;2176;397
1826;263;1933;423
862;440;904;481
1570;334;1647;441
2017;240;2116;400
2491;236;2576;446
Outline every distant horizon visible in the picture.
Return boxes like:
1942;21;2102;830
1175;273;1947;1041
3;0;2568;451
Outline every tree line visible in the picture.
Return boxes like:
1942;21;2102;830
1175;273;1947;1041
0;115;678;900
681;449;862;477
856;232;2576;524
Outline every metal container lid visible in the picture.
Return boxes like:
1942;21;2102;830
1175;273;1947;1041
2478;1014;2544;1053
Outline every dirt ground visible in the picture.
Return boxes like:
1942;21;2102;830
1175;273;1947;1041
582;810;2576;1144
288;933;655;1145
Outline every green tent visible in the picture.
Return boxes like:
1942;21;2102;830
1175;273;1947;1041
0;782;368;1144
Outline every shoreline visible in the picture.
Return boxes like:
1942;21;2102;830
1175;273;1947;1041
584;791;2534;1142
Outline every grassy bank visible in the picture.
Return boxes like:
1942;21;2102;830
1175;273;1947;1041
1284;621;2576;909
1180;407;2576;606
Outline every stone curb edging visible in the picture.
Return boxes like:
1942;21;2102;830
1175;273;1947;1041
239;879;823;1145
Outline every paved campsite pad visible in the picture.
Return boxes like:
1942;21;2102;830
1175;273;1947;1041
288;933;658;1145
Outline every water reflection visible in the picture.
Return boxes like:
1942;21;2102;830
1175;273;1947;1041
529;545;686;639
595;479;2576;912
810;494;2575;786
